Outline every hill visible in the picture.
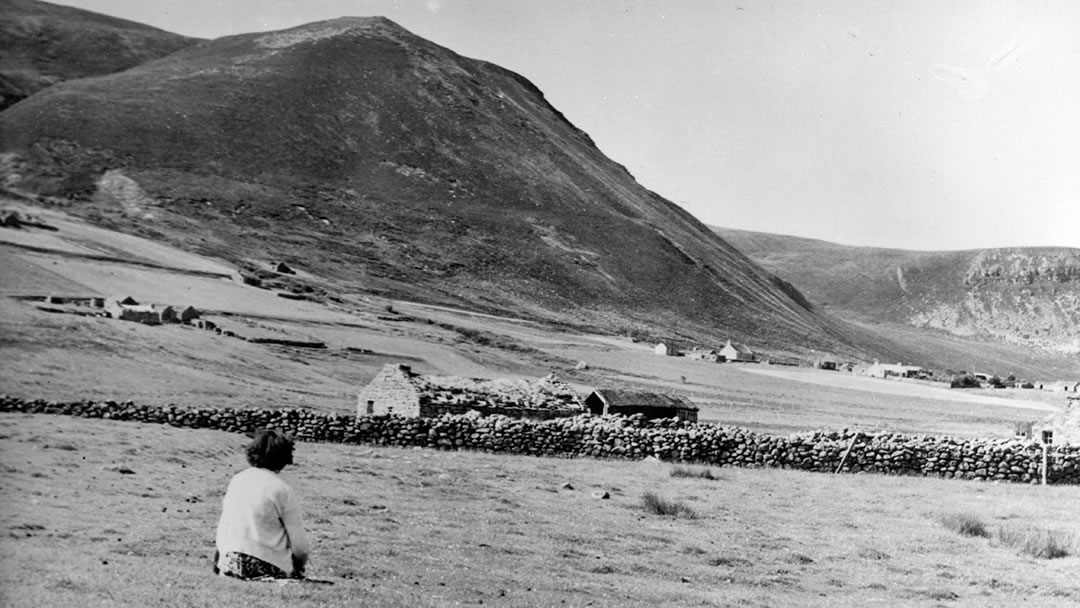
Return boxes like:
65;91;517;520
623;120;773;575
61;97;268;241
0;14;858;357
0;0;200;110
712;227;1080;361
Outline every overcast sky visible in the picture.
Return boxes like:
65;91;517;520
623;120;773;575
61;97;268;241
55;0;1080;250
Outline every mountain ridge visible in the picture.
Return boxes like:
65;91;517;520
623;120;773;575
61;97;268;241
0;11;853;357
0;0;201;110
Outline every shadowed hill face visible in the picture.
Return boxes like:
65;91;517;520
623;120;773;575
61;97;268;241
713;227;1080;356
0;0;200;110
0;16;851;353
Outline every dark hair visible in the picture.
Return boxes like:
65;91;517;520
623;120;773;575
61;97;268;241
246;428;294;471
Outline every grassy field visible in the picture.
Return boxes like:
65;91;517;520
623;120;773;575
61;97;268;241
2;413;1079;608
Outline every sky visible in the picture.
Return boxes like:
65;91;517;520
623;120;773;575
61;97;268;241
53;0;1080;250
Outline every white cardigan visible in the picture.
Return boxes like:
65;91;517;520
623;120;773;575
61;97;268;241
215;467;311;574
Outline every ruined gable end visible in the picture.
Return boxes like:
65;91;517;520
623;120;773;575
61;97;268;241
357;364;423;417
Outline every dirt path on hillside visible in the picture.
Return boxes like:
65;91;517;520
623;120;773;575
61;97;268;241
0;240;233;279
742;367;1061;413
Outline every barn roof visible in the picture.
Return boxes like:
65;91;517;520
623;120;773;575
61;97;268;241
723;340;754;354
588;389;698;411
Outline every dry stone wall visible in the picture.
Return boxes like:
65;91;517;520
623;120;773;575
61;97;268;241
2;395;1077;485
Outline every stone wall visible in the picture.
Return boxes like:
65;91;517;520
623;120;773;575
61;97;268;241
2;395;1078;485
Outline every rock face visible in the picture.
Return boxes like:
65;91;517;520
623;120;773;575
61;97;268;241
923;250;1080;354
0;13;852;354
714;227;1080;356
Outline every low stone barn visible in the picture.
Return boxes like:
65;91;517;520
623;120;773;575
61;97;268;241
357;364;584;419
584;389;698;422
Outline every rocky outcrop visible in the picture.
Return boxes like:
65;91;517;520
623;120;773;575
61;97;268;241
964;250;1080;285
913;250;1080;354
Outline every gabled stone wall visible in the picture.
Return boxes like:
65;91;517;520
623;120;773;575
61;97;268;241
356;365;421;417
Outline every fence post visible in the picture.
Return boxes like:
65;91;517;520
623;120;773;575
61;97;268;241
835;433;860;474
1042;443;1049;486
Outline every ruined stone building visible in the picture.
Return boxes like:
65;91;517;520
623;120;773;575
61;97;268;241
357;364;584;419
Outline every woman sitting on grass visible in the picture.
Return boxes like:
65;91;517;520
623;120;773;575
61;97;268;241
214;428;311;580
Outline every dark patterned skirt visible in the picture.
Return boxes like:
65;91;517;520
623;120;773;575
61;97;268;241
215;550;289;580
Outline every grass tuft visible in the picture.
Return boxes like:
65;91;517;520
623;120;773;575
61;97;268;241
939;513;990;538
995;525;1073;559
670;465;718;480
641;492;697;519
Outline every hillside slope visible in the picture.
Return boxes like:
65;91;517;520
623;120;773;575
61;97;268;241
0;16;858;355
0;0;200;110
713;227;1080;357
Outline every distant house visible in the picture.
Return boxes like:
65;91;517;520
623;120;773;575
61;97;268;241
159;306;177;324
817;360;838;371
866;361;924;379
274;262;295;275
719;340;755;362
178;306;200;323
584;389;698;423
1014;421;1034;440
105;296;159;324
654;343;674;356
357;364;584;419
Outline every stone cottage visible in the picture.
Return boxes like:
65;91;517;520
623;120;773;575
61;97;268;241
584;389;699;422
719;340;755;362
357;364;584;419
159;306;177;324
178;305;200;323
